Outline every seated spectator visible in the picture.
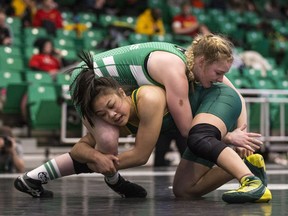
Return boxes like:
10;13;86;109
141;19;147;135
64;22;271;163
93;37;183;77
32;0;63;36
0;9;13;45
172;2;210;38
21;0;38;27
29;37;63;76
0;126;25;173
135;7;165;36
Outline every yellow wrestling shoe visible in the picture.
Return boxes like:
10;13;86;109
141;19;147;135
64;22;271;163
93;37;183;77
244;154;268;186
222;175;272;204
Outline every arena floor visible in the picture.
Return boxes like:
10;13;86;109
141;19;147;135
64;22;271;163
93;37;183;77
1;164;287;216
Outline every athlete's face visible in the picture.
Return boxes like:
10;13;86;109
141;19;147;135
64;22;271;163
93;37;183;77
92;89;131;126
196;58;232;88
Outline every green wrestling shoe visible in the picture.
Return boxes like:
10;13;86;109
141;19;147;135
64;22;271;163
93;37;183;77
222;175;272;204
244;154;268;186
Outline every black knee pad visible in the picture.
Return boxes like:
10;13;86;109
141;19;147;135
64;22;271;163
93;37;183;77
69;152;93;174
187;123;227;164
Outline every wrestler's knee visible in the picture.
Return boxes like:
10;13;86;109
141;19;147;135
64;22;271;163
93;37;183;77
96;130;119;155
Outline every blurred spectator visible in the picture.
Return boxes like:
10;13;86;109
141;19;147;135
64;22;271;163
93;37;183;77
119;0;147;17
228;0;256;13
190;0;205;9
21;0;38;27
172;2;210;37
135;7;165;36
11;0;27;17
29;37;63;76
0;9;13;45
32;0;63;36
206;0;228;11
239;50;272;76
0;126;25;173
232;49;272;77
264;0;286;21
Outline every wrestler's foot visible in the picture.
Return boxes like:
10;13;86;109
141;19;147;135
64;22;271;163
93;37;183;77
222;175;272;203
105;175;147;198
14;173;53;198
244;153;268;186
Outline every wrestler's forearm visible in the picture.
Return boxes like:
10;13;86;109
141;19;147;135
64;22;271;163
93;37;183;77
70;141;100;164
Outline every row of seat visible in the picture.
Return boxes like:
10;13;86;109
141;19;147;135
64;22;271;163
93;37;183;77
226;67;288;90
0;71;71;131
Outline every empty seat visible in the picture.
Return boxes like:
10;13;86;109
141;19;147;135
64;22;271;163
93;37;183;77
0;71;23;88
27;84;61;131
25;71;53;84
0;56;24;71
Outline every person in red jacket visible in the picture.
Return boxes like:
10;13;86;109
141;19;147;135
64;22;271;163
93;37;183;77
172;2;210;37
32;0;63;35
29;37;62;76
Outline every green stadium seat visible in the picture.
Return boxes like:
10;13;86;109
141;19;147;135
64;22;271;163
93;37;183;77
99;14;117;28
0;71;23;89
278;25;288;36
252;38;271;57
118;39;131;47
250;78;276;89
24;27;47;37
243;11;261;26
53;38;75;49
120;16;137;27
82;29;106;40
27;84;61;131
265;57;277;69
242;68;263;79
23;28;47;46
55;73;71;85
56;29;77;40
59;48;78;62
0;46;22;57
196;13;211;27
219;22;237;37
2;83;28;115
230;76;252;89
273;40;288;53
151;34;173;43
275;80;288;89
78;12;97;23
245;31;264;45
54;73;71;98
271;19;283;30
0;56;24;72
168;6;181;17
128;33;149;44
226;67;240;80
83;37;103;49
25;72;53;84
23;46;39;63
266;68;286;83
6;16;21;36
191;8;204;17
61;11;73;22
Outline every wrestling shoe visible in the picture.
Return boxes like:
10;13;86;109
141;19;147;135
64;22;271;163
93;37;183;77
244;154;268;186
222;175;272;204
105;175;147;198
14;173;53;198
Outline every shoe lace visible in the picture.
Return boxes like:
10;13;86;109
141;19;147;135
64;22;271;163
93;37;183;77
238;178;251;190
